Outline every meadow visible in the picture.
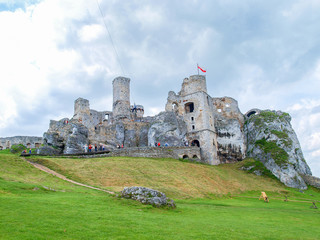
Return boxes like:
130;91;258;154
1;150;319;239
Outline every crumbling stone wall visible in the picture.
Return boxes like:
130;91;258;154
0;136;43;149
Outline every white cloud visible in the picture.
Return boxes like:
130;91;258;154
134;5;164;29
282;0;320;18
78;24;104;42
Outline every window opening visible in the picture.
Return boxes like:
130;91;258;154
185;102;194;113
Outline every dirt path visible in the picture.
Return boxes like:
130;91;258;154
22;157;115;195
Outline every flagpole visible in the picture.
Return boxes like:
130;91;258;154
197;63;199;75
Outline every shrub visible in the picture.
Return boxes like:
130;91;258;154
10;144;26;154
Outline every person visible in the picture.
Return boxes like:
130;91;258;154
121;144;124;148
102;145;105;151
157;142;161;147
164;143;168;147
84;144;88;153
88;144;92;152
95;144;97;152
154;142;157;147
99;144;102;151
29;148;32;154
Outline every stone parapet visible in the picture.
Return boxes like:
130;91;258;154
105;146;201;161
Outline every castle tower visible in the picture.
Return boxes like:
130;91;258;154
74;98;90;119
165;75;219;165
180;75;208;96
113;76;131;120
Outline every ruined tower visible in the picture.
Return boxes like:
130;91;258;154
74;98;90;119
165;75;219;165
113;76;131;120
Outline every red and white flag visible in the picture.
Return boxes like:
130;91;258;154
197;65;206;73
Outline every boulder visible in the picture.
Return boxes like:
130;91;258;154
121;186;176;208
245;110;312;189
64;123;89;154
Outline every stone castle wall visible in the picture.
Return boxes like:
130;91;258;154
77;146;201;161
0;136;43;149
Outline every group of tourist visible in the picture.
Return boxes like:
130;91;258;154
21;148;32;154
83;144;106;153
154;142;169;147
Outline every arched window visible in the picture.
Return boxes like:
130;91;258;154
185;102;194;113
172;102;178;113
246;111;256;117
191;140;200;147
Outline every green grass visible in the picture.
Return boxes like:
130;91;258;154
1;152;320;239
30;155;287;198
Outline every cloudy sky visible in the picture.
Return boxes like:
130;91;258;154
0;0;319;177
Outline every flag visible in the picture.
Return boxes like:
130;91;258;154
197;65;206;73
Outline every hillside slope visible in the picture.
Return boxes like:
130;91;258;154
31;156;287;198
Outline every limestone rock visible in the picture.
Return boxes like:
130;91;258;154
245;110;312;189
121;186;176;208
64;123;89;154
215;118;246;163
148;111;187;147
301;175;320;189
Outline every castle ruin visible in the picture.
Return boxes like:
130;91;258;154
42;74;246;165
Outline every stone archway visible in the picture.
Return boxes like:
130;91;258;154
191;140;200;147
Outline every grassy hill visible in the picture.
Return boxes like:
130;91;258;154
31;155;287;199
1;150;320;239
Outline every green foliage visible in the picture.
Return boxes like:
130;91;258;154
271;130;292;148
259;111;279;121
0;149;11;154
271;130;288;139
255;138;289;166
249;111;291;127
10;144;26;154
242;158;277;180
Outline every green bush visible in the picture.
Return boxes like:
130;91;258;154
10;144;26;154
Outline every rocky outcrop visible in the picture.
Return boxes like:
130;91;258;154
148;112;187;147
64;123;89;154
121;186;176;208
301;175;320;189
212;97;246;163
245;110;312;189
